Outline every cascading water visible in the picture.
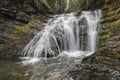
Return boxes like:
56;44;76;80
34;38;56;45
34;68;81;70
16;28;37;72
65;0;70;11
21;10;102;58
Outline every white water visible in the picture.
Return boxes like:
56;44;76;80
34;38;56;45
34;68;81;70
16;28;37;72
21;10;102;59
65;0;70;11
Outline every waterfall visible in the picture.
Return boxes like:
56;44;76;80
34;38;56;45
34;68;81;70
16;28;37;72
65;0;70;11
21;10;102;58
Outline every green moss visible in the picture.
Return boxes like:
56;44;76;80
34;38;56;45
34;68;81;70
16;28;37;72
100;20;119;45
100;2;120;45
108;6;113;11
100;19;120;46
107;10;117;16
100;31;112;45
13;19;34;34
101;32;112;40
105;15;117;21
106;19;120;31
14;25;31;34
12;16;45;35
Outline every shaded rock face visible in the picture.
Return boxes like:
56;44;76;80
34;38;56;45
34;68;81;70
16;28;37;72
0;0;87;20
0;12;48;59
0;0;50;23
0;15;47;59
0;0;51;59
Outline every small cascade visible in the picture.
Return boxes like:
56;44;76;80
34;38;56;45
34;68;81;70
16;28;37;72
21;10;102;58
65;0;70;11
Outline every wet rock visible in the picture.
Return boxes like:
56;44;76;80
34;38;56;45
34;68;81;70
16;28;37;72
83;35;120;71
45;72;62;80
69;64;120;80
15;11;29;23
0;0;53;59
0;0;29;23
69;35;120;80
0;0;52;23
0;14;47;59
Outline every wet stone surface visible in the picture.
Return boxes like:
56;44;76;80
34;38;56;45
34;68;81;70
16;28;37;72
0;56;82;80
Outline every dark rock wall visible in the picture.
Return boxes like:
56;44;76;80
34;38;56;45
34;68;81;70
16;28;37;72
0;0;50;59
0;0;51;23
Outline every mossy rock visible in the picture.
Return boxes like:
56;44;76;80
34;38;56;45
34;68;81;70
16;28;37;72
99;1;120;46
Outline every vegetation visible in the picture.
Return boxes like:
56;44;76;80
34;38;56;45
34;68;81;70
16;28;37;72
99;0;120;45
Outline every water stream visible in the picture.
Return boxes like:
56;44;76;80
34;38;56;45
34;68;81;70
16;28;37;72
0;10;102;80
18;10;102;79
21;10;101;58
